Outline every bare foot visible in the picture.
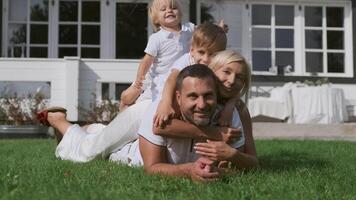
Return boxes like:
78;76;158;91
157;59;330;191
47;112;72;136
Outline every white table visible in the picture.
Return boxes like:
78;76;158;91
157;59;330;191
290;85;348;124
248;84;348;124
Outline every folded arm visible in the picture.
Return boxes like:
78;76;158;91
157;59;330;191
139;136;219;182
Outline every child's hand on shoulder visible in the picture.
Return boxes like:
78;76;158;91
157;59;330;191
154;100;175;127
120;86;142;110
218;19;229;33
218;106;233;127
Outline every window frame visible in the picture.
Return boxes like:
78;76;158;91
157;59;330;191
3;0;51;58
57;0;101;58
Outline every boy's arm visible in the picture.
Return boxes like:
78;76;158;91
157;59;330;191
153;69;180;127
153;118;241;143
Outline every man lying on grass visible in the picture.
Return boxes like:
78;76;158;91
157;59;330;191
42;64;258;182
112;64;259;182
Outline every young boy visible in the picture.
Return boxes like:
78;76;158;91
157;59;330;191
153;22;227;126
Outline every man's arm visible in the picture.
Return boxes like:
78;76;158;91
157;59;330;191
139;136;219;181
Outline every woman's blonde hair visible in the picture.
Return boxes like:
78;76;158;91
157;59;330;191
148;0;183;32
209;50;251;97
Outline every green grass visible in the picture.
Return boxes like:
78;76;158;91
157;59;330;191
0;139;355;200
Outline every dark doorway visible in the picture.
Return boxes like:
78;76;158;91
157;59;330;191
116;3;148;59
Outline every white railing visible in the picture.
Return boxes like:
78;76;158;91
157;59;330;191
0;57;140;121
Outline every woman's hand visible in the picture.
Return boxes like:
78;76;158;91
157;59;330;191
153;100;175;127
194;140;237;162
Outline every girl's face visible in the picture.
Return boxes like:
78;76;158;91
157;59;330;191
214;61;246;99
157;0;181;29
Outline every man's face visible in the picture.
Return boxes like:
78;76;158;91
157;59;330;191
176;77;217;126
190;46;212;65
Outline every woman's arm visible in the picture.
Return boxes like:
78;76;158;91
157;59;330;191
194;100;259;170
234;100;259;169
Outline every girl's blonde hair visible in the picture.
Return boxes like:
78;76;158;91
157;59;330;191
148;0;183;32
209;50;251;97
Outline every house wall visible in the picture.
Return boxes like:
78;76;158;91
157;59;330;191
0;57;140;121
0;58;78;120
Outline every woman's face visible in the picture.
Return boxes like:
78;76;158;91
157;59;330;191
214;61;246;99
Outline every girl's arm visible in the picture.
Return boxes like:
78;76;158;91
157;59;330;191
153;69;180;127
218;94;240;127
194;100;259;170
120;54;154;106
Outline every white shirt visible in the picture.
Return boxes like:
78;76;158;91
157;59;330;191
144;22;195;100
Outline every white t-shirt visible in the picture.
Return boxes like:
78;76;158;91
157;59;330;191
109;99;245;166
154;53;195;99
144;22;195;101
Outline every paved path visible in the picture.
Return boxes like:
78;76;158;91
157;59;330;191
253;122;356;141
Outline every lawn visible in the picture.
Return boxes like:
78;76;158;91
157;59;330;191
0;139;355;200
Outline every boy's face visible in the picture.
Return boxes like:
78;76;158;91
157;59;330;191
190;46;212;66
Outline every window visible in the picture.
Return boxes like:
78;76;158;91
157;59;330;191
198;1;353;78
0;81;51;98
99;82;130;100
304;6;346;75
198;1;244;52
250;3;351;77
7;0;49;58
0;2;2;57
116;3;147;59
58;0;100;58
252;4;295;74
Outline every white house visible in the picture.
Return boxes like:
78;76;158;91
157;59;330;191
0;0;355;122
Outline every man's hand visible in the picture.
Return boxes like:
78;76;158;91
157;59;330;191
190;157;220;183
194;140;237;162
219;127;241;144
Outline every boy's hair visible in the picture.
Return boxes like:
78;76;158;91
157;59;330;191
176;64;218;92
148;0;183;32
208;50;251;97
191;22;227;55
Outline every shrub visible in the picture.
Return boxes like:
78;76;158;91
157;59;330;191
0;92;48;125
79;94;119;124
